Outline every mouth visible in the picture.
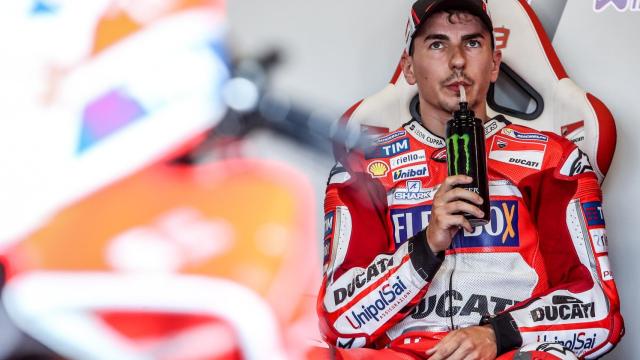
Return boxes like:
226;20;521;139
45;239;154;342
445;81;471;95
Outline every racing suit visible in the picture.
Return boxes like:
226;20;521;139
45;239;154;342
318;100;624;359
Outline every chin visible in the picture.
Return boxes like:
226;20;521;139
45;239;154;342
443;101;460;114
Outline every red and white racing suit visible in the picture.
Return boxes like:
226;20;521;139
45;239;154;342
317;108;624;359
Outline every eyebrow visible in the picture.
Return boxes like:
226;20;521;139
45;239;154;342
424;32;486;42
424;34;449;42
462;33;485;41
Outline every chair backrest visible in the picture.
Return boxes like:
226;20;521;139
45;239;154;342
340;0;616;184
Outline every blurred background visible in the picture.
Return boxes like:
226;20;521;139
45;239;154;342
0;0;637;359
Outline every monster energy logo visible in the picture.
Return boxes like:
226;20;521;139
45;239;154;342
447;133;471;175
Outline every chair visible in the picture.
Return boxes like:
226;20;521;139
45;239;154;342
338;0;616;184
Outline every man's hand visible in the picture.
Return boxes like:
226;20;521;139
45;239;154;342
426;325;497;360
427;175;485;253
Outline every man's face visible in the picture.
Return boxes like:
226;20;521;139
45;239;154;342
403;11;501;115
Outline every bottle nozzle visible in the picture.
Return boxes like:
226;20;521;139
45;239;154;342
458;85;469;112
459;84;467;104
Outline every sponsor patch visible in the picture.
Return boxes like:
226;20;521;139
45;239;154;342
390;150;426;169
522;328;610;357
598;255;614;280
406;180;422;193
453;200;519;248
484;119;502;136
390;205;432;245
530;296;596;323
590;228;608;253
368;161;389;178
324;211;335;238
392;181;434;204
560;148;594;177
508;157;542;169
333;257;394;306
582;201;605;226
375;130;406;144
489;136;546;170
323;212;335;272
365;138;410;159
406;122;446;148
392;164;429;182
534;331;600;356
501;128;548;142
411;291;520;319
323;236;331;272
390;200;519;247
340;276;410;331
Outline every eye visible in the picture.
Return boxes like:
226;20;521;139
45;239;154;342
467;39;481;48
429;41;444;50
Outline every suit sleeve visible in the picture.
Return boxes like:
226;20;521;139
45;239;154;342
484;141;624;359
317;161;444;349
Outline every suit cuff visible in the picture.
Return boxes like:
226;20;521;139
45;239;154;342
407;229;444;282
481;312;523;355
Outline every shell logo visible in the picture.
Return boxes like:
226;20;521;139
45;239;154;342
502;128;514;137
368;161;389;178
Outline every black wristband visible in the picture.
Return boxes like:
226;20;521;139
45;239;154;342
407;229;444;282
481;312;522;356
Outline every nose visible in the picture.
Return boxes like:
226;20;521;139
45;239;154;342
449;44;466;73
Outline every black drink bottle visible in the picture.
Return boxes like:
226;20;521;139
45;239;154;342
445;97;491;227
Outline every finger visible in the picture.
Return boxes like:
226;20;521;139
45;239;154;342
443;344;473;360
439;187;484;205
440;215;474;233
460;218;474;234
428;333;461;360
445;201;485;219
437;175;473;195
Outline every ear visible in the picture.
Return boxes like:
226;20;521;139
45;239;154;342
490;49;502;83
402;52;417;85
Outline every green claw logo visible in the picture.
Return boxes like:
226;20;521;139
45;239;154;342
447;133;471;175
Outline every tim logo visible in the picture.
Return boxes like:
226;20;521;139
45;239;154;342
365;138;410;159
594;0;640;11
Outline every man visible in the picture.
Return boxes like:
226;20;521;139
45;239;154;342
318;0;624;359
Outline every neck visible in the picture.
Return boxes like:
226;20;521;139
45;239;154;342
417;97;489;137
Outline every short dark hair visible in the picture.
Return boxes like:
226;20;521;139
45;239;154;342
409;9;495;56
